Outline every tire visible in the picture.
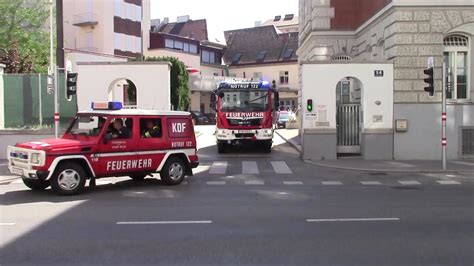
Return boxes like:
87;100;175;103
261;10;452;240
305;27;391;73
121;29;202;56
130;174;146;181
50;162;87;196
217;142;226;154
261;141;272;153
160;157;186;186
22;177;49;191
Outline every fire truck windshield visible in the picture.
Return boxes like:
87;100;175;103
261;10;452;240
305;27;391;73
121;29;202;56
66;115;107;137
220;90;269;112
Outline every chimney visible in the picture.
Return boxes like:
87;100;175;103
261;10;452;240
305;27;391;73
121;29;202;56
177;15;190;23
255;21;262;27
163;17;169;25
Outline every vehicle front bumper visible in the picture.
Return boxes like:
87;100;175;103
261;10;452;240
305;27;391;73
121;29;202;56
7;146;48;180
216;128;273;141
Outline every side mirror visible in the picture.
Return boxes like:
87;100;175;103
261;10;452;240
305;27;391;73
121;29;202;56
217;92;225;99
103;133;112;144
274;92;280;110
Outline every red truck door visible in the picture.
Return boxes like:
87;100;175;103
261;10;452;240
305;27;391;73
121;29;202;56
136;117;167;172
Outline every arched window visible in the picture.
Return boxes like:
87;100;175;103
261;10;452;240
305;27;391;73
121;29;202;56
444;34;469;100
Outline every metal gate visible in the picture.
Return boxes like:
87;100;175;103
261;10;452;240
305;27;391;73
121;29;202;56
336;104;361;154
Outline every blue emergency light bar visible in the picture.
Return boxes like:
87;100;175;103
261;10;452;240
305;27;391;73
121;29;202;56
218;81;272;90
91;101;123;110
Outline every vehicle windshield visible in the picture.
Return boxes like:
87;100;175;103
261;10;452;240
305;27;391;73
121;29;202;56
219;90;269;112
279;113;289;120
66;115;107;137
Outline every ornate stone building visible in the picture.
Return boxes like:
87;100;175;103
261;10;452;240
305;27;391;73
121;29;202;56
298;0;474;160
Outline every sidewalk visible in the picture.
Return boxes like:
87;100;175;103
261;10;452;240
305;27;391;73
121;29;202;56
275;129;474;173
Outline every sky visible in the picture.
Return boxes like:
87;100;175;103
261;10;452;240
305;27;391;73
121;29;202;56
150;0;299;43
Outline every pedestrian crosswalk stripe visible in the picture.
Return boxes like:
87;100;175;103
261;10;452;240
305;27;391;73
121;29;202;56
271;161;293;174
398;181;421;185
209;161;227;174
436;180;461;185
207;181;226;185
322;181;343;185
283;181;303;185
245;180;264;185
360;181;382;185
242;161;259;174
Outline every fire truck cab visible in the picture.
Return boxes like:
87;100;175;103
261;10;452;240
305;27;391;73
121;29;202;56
7;102;199;195
213;81;279;153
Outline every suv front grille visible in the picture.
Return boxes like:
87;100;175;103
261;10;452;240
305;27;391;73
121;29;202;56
227;118;262;126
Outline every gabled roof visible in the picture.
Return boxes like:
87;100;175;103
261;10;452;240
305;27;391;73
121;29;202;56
223;26;298;66
158;19;208;42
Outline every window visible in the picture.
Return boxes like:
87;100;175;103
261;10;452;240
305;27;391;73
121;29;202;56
256;51;266;62
183;42;190;52
114;0;123;17
253;72;262;81
232;53;241;64
283;49;294;60
165;39;173;48
126;35;133;52
444;35;470;100
108;118;133;139
140;118;162;138
190;44;198;54
135;37;141;53
174;41;183;50
280;71;289;84
114;33;121;50
201;50;216;64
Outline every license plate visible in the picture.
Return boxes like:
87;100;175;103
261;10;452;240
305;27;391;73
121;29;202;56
237;130;254;134
11;167;24;176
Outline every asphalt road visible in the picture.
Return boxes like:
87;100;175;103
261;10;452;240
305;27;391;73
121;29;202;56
1;126;473;266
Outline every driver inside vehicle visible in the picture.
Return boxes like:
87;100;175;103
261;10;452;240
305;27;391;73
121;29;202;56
111;118;131;139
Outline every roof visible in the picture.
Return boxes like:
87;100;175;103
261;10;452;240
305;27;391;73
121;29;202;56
77;110;191;117
158;19;208;41
223;26;298;66
262;16;299;30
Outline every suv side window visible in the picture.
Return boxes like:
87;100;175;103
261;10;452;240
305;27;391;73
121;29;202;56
107;118;133;139
140;118;162;138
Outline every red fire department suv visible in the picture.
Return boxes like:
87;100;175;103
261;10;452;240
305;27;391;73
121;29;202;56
7;102;199;195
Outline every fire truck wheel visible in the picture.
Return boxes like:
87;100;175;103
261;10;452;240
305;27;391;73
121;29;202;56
130;174;146;181
217;143;226;154
50;162;87;196
160;157;186;185
262;141;272;153
22;177;50;191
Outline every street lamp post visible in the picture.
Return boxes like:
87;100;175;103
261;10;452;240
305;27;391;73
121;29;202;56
49;0;59;138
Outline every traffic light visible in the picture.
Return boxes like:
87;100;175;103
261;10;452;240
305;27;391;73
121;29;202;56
307;99;313;112
66;72;78;101
423;67;434;97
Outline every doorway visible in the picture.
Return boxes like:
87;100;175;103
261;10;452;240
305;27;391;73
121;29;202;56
336;77;362;155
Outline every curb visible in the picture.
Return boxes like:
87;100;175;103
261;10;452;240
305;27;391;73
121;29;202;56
275;130;302;154
304;160;474;174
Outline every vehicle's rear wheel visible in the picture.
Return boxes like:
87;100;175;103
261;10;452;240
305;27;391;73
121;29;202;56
160;157;186;186
50;162;87;196
22;177;50;191
129;174;146;181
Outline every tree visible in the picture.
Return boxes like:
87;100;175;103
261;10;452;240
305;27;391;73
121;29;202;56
0;0;50;73
143;56;190;111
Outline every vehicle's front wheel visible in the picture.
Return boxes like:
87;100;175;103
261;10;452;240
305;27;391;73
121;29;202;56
50;162;87;196
217;142;226;154
261;141;272;153
22;177;50;191
160;157;186;186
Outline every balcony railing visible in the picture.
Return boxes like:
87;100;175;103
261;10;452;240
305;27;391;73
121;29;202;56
188;75;247;92
73;13;99;27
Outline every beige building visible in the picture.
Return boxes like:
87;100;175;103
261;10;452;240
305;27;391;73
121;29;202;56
63;0;150;62
261;14;299;33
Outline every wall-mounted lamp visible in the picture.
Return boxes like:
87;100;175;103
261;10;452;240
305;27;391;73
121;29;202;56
375;100;381;106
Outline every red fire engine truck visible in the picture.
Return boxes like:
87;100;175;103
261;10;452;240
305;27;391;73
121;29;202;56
212;81;279;153
7;102;199;195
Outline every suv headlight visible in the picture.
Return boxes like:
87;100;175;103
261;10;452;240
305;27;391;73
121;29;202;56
30;153;41;164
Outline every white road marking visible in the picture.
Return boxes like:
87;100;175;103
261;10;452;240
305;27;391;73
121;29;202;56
0;164;7;166
116;221;212;225
271;161;292;174
244;180;264;185
437;180;461;185
398;181;421;185
242;161;259;174
306;218;400;223
209;161;227;174
452;161;474;166
283;181;303;185
0;223;15;226
360;181;382;185
321;181;343;185
206;181;226;185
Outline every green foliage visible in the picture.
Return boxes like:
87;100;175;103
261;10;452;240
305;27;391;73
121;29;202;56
0;0;50;73
142;56;190;111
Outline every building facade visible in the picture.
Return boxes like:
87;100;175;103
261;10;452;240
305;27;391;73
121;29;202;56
146;17;229;114
298;0;474;160
224;26;299;111
63;0;150;60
